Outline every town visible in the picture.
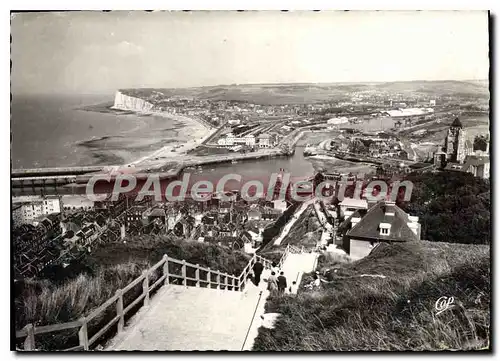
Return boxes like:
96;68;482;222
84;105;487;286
11;10;490;353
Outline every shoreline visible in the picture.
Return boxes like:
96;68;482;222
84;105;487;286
91;106;215;169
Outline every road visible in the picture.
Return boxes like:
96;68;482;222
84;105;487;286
274;197;316;246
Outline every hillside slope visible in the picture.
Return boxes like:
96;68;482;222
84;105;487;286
254;241;490;351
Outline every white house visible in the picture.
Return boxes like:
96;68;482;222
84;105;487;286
218;133;255;147
12;196;61;226
272;199;288;213
258;134;272;148
327;117;349;125
339;198;368;218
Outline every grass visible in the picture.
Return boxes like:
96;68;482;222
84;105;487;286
14;235;252;350
259;205;323;264
253;241;490;351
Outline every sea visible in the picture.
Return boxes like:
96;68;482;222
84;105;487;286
11;94;181;169
11;94;374;188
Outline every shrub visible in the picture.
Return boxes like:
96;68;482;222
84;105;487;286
253;241;490;351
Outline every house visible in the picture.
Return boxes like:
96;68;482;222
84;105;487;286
61;195;94;213
248;208;262;221
327;117;349;125
145;208;167;227
444;155;490;179
339;198;368;218
12;196;61;225
272;199;288;213
339;200;421;260
257;134;272;148
261;208;281;221
204;236;244;250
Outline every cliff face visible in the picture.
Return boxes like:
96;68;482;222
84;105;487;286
113;91;155;112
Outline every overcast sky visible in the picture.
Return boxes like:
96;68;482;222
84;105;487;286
11;11;489;94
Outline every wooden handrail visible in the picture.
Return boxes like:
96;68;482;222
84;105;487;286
16;251;249;350
15;245;291;351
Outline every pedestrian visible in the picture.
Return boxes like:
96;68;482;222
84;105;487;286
288;281;298;295
267;271;278;295
277;271;287;295
252;260;264;286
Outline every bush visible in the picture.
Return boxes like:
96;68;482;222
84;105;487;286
253;241;490;351
15;236;252;350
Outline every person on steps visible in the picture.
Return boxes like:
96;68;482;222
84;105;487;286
267;271;278;295
253;260;264;286
277;271;287;295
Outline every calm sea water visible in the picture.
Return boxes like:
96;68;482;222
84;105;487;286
11;94;180;169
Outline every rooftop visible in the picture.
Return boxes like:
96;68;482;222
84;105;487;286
346;200;420;242
340;197;368;209
451;117;463;128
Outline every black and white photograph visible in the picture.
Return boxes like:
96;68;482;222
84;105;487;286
10;10;491;352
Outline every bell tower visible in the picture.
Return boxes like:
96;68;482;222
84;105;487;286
445;118;466;163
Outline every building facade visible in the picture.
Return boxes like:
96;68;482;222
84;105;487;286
12;196;61;226
339;200;421;260
444;118;467;163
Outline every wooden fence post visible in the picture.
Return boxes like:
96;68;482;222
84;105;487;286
24;323;35;351
163;255;169;286
207;268;211;289
78;317;89;351
195;264;200;287
225;274;229;290
142;270;150;306
181;260;187;286
231;275;235;291
116;289;124;334
216;272;221;290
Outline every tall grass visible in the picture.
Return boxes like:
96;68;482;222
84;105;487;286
15;235;252;350
253;241;490;351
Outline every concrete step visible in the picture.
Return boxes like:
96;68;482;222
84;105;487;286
107;285;260;351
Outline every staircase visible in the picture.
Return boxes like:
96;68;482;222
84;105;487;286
106;284;263;351
16;245;318;351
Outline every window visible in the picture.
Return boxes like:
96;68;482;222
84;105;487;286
381;228;389;235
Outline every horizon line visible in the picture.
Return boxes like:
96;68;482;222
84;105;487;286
11;78;489;96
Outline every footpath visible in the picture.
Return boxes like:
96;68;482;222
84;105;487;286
106;250;317;351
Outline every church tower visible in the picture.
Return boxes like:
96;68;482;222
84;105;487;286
444;118;466;163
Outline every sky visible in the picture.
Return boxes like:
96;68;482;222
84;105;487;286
10;11;489;94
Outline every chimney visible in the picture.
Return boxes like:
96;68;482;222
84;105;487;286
351;217;361;228
367;199;378;209
385;201;396;216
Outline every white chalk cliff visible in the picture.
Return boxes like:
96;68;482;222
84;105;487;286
113;91;155;112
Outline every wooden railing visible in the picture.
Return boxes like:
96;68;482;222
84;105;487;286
16;247;297;351
16;253;240;351
15;241;303;351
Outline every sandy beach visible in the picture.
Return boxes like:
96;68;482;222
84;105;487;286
121;111;215;170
